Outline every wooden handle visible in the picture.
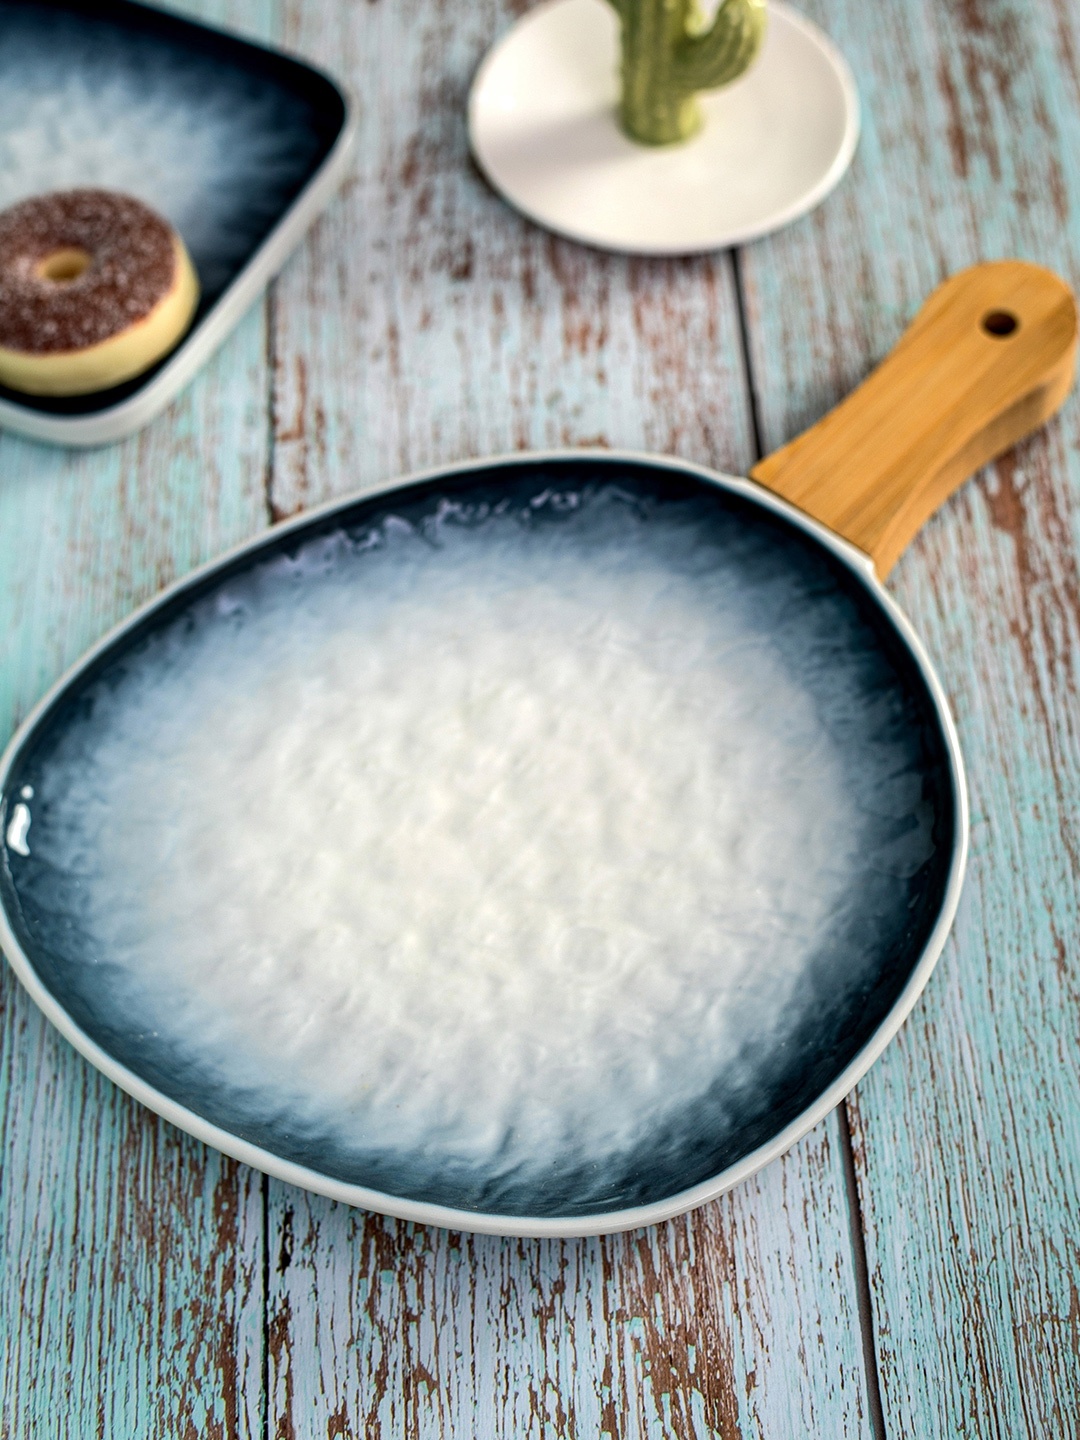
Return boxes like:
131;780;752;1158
748;261;1078;575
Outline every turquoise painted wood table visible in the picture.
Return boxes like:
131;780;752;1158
2;0;1080;1433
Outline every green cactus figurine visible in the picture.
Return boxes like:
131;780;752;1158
605;0;767;146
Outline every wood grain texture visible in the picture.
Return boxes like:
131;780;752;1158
0;1;282;1428
266;1127;867;1440
261;0;873;1433
0;0;877;1432
17;0;1080;1430
0;296;272;1438
739;0;1080;1430
751;260;1078;574
266;0;758;512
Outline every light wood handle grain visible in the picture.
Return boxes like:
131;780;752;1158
749;261;1078;575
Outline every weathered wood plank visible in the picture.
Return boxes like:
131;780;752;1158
740;0;1080;1430
0;0;291;1429
261;0;872;1434
0;303;271;1438
0;1011;266;1440
0;0;275;1428
267;1127;868;1440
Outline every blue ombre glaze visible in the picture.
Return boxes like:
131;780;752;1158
0;457;958;1220
0;0;345;414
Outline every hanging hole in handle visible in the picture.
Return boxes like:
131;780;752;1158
982;310;1019;337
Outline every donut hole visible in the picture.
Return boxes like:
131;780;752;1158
37;248;92;284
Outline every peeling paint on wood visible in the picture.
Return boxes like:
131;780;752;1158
741;0;1080;1431
260;0;870;1434
0;303;271;1439
9;0;1080;1431
266;0;758;513
265;1127;868;1439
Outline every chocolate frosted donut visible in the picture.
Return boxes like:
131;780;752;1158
0;189;199;397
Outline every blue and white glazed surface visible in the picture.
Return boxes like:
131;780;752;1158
0;0;341;413
3;0;1080;1429
1;461;955;1218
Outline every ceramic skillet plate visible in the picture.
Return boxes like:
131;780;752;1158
0;263;1073;1236
0;0;355;445
0;452;962;1233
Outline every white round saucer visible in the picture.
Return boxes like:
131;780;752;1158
468;0;859;254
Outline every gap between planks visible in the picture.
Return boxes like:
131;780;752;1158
732;246;889;1440
246;247;882;1440
838;1102;887;1440
264;285;281;530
